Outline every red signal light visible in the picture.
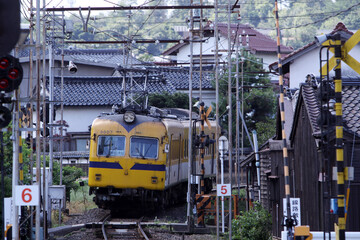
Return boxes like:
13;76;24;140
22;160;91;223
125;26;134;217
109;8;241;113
0;55;23;92
8;68;19;79
0;58;10;69
0;78;9;89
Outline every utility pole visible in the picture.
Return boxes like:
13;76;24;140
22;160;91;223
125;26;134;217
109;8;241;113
41;7;48;237
235;27;240;199
29;0;35;236
199;0;203;102
35;0;42;239
11;90;20;240
48;10;55;228
214;0;220;238
60;8;65;195
187;0;194;232
227;0;233;238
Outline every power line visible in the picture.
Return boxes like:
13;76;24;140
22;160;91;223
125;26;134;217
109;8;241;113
44;5;240;12
280;1;360;30
132;0;162;37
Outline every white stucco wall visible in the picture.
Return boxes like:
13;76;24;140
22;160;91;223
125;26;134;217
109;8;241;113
55;106;113;133
289;44;360;89
176;37;228;64
176;36;279;73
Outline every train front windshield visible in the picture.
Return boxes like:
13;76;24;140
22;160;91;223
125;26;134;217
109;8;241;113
98;136;126;157
130;137;158;159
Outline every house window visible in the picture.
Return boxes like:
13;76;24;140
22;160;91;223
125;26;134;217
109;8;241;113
76;139;88;151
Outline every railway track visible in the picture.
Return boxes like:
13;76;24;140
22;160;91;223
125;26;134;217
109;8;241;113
101;215;150;240
49;206;216;239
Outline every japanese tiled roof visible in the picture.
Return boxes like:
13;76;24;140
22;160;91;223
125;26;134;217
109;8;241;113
290;77;360;140
275;96;294;140
215;23;292;54
53;67;213;106
53;151;89;159
342;78;360;134
269;22;354;72
163;23;293;56
19;48;144;68
61;49;144;67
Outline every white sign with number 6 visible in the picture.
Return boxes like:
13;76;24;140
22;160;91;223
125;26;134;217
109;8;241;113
15;185;39;206
217;184;231;196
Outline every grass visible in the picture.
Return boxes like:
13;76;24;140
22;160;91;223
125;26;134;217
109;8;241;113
68;181;97;214
51;180;97;226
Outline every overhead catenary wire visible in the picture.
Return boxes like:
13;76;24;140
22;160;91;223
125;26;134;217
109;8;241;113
130;0;162;38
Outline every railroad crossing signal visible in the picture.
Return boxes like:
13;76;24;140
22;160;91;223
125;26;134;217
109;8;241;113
0;105;11;128
204;105;212;130
0;55;23;92
321;29;360;75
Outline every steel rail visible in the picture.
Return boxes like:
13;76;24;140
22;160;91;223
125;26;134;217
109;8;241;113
137;217;149;240
101;214;111;240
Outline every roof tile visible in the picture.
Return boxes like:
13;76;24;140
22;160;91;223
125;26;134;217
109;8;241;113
301;80;360;136
53;67;213;106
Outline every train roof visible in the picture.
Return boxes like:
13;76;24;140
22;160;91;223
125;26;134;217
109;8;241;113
95;113;162;126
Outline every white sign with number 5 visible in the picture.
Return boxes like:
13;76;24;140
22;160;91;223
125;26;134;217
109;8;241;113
15;185;39;206
217;184;231;196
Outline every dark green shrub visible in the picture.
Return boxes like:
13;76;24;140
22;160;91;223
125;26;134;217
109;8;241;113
232;203;272;240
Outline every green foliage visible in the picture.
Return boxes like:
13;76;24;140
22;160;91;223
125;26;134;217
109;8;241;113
0;121;84;203
0;127;33;197
214;52;276;146
52;161;84;201
148;92;191;109
255;119;276;146
279;1;360;50
232;203;272;240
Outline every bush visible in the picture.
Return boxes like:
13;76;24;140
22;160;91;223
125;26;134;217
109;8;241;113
232;203;272;240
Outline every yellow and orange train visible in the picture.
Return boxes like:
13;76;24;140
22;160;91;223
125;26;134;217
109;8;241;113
88;108;218;210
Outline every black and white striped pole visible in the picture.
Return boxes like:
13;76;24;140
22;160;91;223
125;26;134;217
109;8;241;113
274;1;294;239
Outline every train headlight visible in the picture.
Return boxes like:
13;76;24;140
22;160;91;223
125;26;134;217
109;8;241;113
123;111;136;123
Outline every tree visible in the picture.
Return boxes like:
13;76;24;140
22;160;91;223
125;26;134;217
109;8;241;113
52;161;84;201
214;51;276;146
148;91;191;109
0;120;84;203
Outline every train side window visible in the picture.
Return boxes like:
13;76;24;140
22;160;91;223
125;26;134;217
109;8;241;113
130;137;158;159
97;136;126;157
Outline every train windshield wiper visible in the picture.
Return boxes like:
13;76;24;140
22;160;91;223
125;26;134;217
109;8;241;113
106;138;112;158
136;147;145;159
143;145;154;158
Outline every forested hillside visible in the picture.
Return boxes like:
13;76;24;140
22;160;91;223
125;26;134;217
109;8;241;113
67;0;360;57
